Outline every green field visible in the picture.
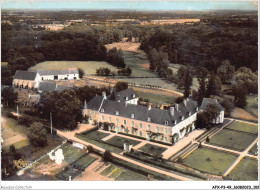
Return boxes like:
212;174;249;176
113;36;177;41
136;91;176;104
248;143;258;156
105;136;141;148
75;134;123;154
183;147;238;175
29;61;118;75
245;94;258;117
138;143;167;156
228;157;258;181
207;129;257;152
225;121;258;134
81;130;110;140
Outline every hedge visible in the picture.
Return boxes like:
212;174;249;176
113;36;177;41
118;132;146;140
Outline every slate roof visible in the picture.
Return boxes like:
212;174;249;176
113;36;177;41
38;68;79;76
87;95;198;127
108;88;137;102
200;98;224;111
38;82;57;92
13;70;37;81
38;82;69;92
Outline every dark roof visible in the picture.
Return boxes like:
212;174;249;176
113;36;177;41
38;82;57;92
86;96;104;111
200;98;224;111
38;68;79;76
13;70;37;81
96;97;198;127
56;85;69;91
108;88;137;102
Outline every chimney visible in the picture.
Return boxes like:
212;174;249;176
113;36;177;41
102;91;107;100
170;107;174;116
184;99;187;106
176;104;179;111
148;104;152;110
125;102;128;107
84;100;87;109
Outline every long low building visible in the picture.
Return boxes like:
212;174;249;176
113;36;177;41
82;92;199;145
12;68;79;89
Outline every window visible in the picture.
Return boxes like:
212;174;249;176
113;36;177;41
116;111;119;115
156;136;159;140
165;128;168;134
139;123;143;128
102;115;105;121
165;120;168;125
116;118;119;124
174;120;177;125
132;121;134;127
126;96;128;100
139;131;142;136
147;117;151;122
165;137;168;143
101;108;104;113
181;116;184;121
133;94;135;98
156;126;159;132
131;113;135;118
124;120;127;125
188;112;191;116
42;77;44;80
147;125;151;131
109;117;112;122
196;107;199;111
132;128;135;134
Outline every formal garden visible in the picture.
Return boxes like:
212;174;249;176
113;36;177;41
105;136;141;148
227;157;258;181
138;144;167;156
182;147;238;176
206;128;257;152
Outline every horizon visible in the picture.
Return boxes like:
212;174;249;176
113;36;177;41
1;1;258;11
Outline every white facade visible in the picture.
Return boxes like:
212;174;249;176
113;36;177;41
13;73;41;89
211;110;224;124
41;73;79;81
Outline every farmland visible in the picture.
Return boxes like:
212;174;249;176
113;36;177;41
29;61;118;75
182;147;238;176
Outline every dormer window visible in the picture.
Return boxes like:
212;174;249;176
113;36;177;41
116;111;119;115
131;113;135;118
101;108;104;113
147;117;151;122
188;112;191;116
181;116;184;121
133;94;135;98
174;120;177;125
196;107;199;111
165;120;169;125
126;96;128;100
118;100;120;102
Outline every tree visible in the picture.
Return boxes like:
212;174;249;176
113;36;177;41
1;87;18;106
183;67;193;98
195;111;211;129
27;122;47;147
217;60;235;83
102;150;112;161
78;68;84;78
196;67;208;105
220;98;234;116
149;48;158;71
205;103;221;122
206;74;222;97
114;81;128;92
175;96;184;104
232;85;247;108
234;67;257;94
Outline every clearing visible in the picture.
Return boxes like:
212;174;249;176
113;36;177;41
182;147;238;176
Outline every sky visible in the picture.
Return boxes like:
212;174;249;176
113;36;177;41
1;1;258;11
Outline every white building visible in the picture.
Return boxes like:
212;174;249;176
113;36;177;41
38;68;79;81
107;88;139;105
12;70;41;89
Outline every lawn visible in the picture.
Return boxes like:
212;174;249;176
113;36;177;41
105;136;141;148
207;129;257;152
60;143;86;164
29;61;118;75
245;94;258;117
183;147;238;175
225;121;258;134
136;91;176;104
138;143;167;156
75;134;123;154
81;130;110;140
248;143;258;156
228;157;258;181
